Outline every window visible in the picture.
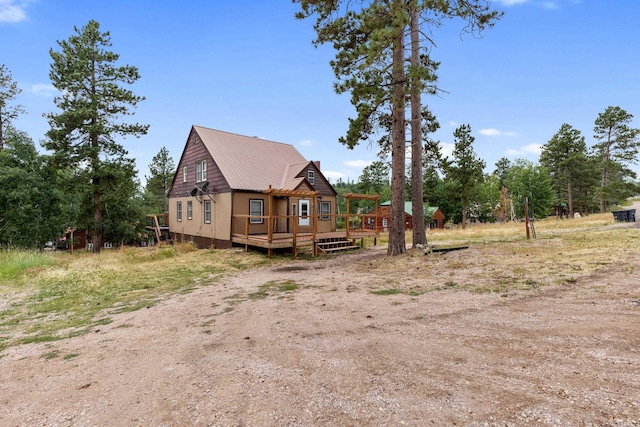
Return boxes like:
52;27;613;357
204;200;211;223
177;201;182;222
183;166;187;183
196;160;207;182
307;170;315;185
187;201;193;220
250;199;264;224
320;201;331;220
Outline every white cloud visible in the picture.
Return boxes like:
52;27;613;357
505;143;543;156
31;83;58;97
522;143;543;155
541;1;560;10
0;0;29;23
479;128;519;137
343;159;372;168
440;142;455;159
298;139;314;147
323;170;346;182
495;0;529;5
448;120;459;128
479;128;501;136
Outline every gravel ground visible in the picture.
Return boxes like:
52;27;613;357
1;218;639;426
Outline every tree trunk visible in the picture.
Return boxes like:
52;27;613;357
90;59;102;253
599;131;611;213
461;202;468;230
410;2;427;249
387;5;407;256
0;112;4;150
566;176;573;218
92;183;103;253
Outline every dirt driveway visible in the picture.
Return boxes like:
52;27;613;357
1;223;640;426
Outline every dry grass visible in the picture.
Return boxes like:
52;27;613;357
1;212;638;353
0;244;281;351
360;212;639;296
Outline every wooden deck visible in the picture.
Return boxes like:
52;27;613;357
231;229;379;258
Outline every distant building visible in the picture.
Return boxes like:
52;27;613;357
366;201;445;231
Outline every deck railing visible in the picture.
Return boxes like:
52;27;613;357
232;213;378;242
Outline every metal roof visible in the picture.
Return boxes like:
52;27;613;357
193;126;309;192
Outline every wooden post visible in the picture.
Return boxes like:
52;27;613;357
267;193;273;243
312;195;318;257
525;197;530;240
292;212;297;259
346;197;351;238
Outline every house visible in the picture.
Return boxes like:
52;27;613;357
168;126;341;252
366;201;445;231
425;206;446;229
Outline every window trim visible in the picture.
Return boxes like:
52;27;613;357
307;170;315;185
196;159;207;182
319;201;331;221
204;200;211;223
177;201;182;222
249;199;264;224
187;201;193;220
183;166;187;183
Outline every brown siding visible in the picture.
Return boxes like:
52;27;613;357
171;232;232;249
169;128;231;199
296;163;337;197
368;206;412;231
430;209;446;229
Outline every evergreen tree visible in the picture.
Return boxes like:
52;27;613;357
540;123;588;217
0;128;63;248
44;20;148;252
0;64;26;150
505;159;555;219
593;106;640;212
493;157;511;188
144;146;175;213
443;124;485;229
358;160;390;195
295;0;500;255
100;159;145;245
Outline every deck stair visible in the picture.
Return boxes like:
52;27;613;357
316;237;360;254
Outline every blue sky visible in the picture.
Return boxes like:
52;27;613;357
2;0;640;184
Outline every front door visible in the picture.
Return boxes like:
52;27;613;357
299;199;310;226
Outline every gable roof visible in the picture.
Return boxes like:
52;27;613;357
193;126;310;192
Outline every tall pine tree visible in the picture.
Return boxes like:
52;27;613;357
295;0;499;255
540;123;588;217
593;106;640;212
144;146;175;214
444;124;485;229
44;20;148;252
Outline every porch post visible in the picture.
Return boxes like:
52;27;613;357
312;194;318;257
267;192;273;243
292;212;297;259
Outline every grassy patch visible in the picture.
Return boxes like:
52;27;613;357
43;350;60;359
371;288;402;295
0;246;278;351
249;280;301;300
0;250;57;281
